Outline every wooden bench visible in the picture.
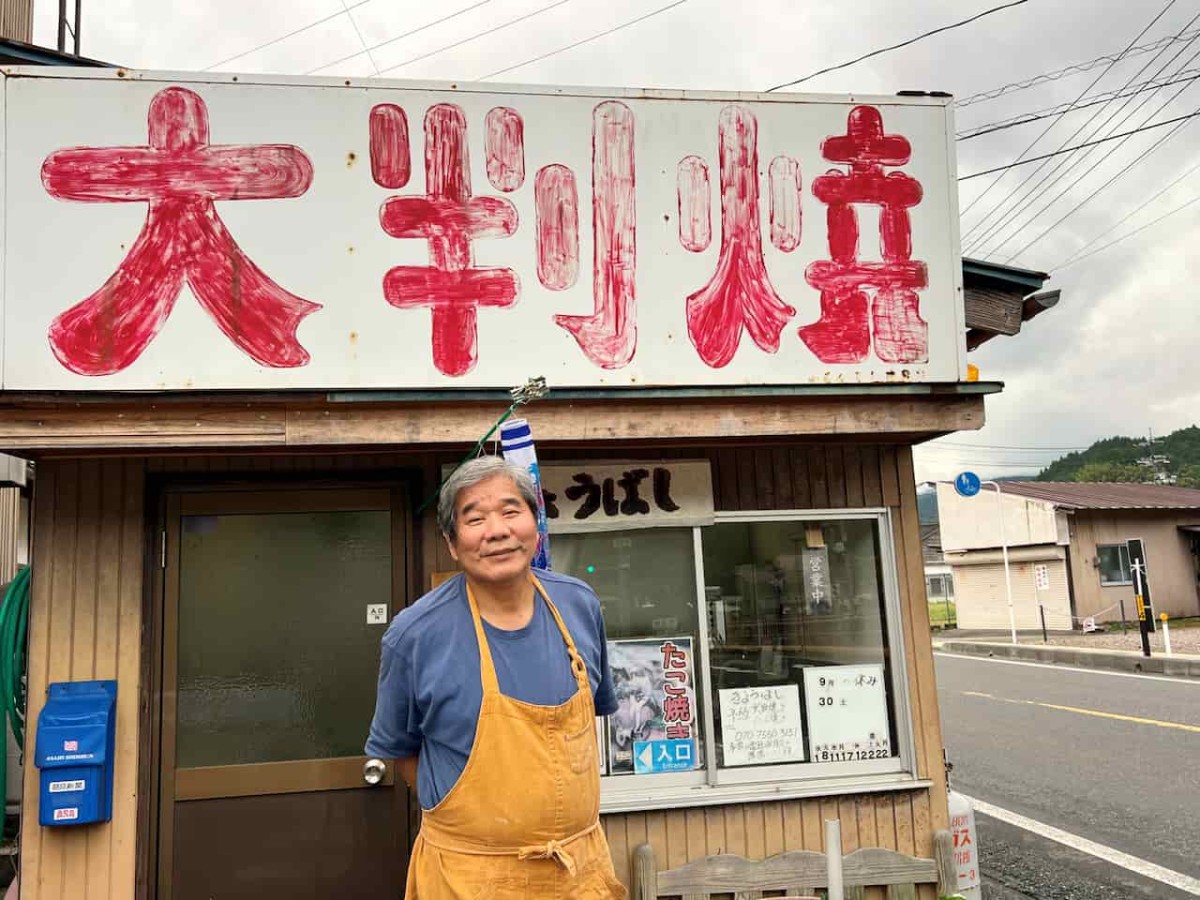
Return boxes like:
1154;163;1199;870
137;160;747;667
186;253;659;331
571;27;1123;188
632;825;956;900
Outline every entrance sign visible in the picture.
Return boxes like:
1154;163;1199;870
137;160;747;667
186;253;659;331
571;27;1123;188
1;69;964;390
719;684;805;767
803;664;891;762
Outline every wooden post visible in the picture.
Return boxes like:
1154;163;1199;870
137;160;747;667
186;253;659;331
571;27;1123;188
824;820;843;900
933;829;956;896
633;842;656;900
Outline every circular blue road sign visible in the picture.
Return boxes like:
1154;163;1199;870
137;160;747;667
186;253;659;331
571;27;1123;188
954;471;982;497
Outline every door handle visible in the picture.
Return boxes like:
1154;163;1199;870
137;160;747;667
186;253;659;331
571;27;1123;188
363;758;388;786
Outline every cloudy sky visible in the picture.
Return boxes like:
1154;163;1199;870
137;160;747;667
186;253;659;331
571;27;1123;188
28;0;1200;482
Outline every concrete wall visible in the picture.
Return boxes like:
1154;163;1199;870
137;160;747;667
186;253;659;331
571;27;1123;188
1067;510;1200;621
936;483;1062;552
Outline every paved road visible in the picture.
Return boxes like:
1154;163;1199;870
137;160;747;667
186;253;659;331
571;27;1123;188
935;653;1200;899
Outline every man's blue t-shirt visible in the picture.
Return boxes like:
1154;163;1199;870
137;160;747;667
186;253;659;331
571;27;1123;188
365;570;618;810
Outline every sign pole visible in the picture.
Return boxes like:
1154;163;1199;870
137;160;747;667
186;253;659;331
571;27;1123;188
988;481;1018;645
1127;539;1154;658
954;472;1017;644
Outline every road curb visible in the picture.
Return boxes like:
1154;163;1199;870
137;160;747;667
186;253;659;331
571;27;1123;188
935;640;1200;679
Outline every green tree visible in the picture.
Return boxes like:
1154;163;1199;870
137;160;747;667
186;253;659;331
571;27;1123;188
1073;462;1153;483
1177;464;1200;488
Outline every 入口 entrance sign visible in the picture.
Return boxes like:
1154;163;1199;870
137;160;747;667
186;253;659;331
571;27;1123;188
1;69;964;391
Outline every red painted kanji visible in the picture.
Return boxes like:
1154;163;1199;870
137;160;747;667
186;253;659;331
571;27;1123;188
41;87;319;376
682;106;796;369
801;106;928;364
378;103;519;377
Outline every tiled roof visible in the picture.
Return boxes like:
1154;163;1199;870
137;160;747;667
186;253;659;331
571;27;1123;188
992;481;1200;511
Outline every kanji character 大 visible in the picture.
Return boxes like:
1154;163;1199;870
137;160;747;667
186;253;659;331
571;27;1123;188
42;87;320;376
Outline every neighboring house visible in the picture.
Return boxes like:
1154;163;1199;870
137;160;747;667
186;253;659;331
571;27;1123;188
921;522;955;613
937;481;1200;631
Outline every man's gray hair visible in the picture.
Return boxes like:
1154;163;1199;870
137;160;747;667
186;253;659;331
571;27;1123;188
438;455;539;542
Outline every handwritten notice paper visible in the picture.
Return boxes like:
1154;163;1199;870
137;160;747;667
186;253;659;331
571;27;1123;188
803;664;892;763
718;685;805;767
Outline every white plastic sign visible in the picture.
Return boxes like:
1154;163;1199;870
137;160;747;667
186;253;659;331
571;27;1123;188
719;684;805;767
803;664;891;762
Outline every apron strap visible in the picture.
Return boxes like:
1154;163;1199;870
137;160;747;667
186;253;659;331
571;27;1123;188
531;574;592;695
465;574;592;697
465;582;501;695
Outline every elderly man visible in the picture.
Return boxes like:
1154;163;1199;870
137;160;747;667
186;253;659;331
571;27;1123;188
367;455;626;899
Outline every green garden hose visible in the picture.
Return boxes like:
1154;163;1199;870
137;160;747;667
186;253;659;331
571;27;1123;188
0;567;30;816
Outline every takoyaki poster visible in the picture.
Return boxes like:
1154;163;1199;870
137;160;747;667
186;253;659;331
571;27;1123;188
606;637;700;775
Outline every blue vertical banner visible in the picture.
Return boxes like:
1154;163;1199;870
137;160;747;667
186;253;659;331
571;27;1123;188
500;417;551;570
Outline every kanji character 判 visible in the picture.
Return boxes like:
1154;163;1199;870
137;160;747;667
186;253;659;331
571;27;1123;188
679;105;802;368
376;103;520;377
41;87;319;376
801;105;929;364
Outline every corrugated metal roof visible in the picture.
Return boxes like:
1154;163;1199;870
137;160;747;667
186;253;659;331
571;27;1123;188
992;481;1200;510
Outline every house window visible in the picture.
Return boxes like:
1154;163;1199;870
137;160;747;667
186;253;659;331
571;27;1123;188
1097;544;1132;585
556;509;916;811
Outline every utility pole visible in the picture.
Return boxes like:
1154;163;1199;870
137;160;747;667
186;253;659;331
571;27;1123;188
57;0;81;56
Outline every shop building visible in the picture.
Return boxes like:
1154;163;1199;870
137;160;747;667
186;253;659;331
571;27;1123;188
0;67;1050;898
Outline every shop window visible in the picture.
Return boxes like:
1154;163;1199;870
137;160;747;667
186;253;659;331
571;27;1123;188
556;510;915;810
555;529;707;785
1097;544;1132;586
701;515;901;780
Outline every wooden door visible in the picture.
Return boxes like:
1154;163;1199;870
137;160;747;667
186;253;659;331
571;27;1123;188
157;487;411;899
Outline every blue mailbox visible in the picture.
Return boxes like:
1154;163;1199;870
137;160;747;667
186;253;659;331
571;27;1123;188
34;680;117;827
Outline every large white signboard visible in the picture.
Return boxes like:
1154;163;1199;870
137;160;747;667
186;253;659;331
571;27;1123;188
1;69;964;391
803;663;892;763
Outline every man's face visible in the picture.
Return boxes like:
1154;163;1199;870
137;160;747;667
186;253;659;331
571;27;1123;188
446;474;538;586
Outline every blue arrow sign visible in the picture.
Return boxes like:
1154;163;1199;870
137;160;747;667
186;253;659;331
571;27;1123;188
954;471;982;498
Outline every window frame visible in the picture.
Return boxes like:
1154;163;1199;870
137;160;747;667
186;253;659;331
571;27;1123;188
597;507;921;812
1097;543;1132;586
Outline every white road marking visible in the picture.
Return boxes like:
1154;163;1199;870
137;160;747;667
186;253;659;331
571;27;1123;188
963;794;1200;897
934;651;1200;685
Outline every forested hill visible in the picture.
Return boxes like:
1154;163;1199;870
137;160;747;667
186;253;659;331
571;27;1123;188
1036;426;1200;485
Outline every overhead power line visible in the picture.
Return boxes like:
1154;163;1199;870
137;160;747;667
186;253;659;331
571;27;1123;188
957;69;1200;140
959;0;1177;222
1001;85;1200;261
970;22;1200;256
305;0;494;75
955;27;1200;106
340;0;380;74
203;0;376;70
764;0;1032;93
958;109;1200;180
1056;191;1200;270
372;0;577;77
479;0;688;79
1055;155;1200;267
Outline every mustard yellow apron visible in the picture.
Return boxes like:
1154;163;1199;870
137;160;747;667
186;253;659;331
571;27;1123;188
405;575;627;899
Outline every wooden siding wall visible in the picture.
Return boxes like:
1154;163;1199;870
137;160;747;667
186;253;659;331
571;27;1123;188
21;460;146;900
0;0;31;42
0;487;21;584
19;444;946;900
